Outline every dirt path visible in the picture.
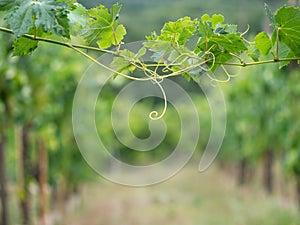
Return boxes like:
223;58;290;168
63;164;299;225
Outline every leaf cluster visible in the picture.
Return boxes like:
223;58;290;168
252;4;300;68
0;1;299;83
111;4;300;83
0;1;127;55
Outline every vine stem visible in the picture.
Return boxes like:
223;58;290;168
218;58;300;67
0;26;299;72
68;45;152;81
275;27;280;61
0;27;116;55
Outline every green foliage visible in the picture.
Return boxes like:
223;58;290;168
110;48;145;76
12;28;44;56
273;6;300;56
1;0;70;37
247;4;300;67
255;32;272;56
83;3;126;49
150;17;196;45
264;3;276;27
0;1;299;80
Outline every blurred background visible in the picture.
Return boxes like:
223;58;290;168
1;0;300;224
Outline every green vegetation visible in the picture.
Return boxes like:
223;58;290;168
0;0;299;225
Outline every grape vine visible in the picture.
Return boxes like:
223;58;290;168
0;1;299;83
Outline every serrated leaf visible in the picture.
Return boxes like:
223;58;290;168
255;32;271;55
274;6;300;56
110;49;136;77
198;21;213;38
201;14;210;23
68;3;87;27
33;0;70;38
200;14;224;29
157;17;196;45
211;14;224;28
264;3;277;27
110;3;121;21
13;37;38;56
277;42;294;69
96;24;126;49
83;3;125;48
144;40;173;62
7;0;33;37
7;0;70;37
224;24;237;34
211;50;232;71
210;33;247;52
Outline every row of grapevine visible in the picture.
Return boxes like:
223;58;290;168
0;31;93;224
219;63;300;208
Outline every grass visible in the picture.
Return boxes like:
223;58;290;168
64;163;299;225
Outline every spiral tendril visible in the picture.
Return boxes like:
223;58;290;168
148;78;168;120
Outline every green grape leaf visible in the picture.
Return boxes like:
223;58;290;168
110;48;147;78
13;37;38;56
110;49;136;77
211;14;224;28
201;14;210;23
96;24;126;49
6;0;33;37
215;50;232;65
198;21;213;38
158;17;196;45
6;0;70;38
274;6;300;56
83;3;125;48
144;40;173;62
110;2;121;20
224;24;238;34
68;3;87;27
210;34;247;52
276;42;295;69
264;3;277;27
33;0;70;37
200;14;224;29
12;28;44;55
211;49;233;71
255;32;271;55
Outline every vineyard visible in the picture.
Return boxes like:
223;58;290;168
0;0;300;224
